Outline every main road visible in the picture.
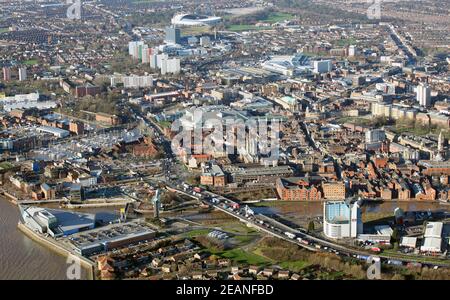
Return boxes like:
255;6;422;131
164;183;450;268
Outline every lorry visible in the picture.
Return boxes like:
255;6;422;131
387;260;403;266
230;203;240;210
406;262;422;269
357;255;369;261
301;239;310;245
284;232;296;239
370;247;381;253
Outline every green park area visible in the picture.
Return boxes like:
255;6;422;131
181;26;211;37
226;11;294;32
23;59;38;66
226;24;267;32
0;28;9;33
393;118;450;139
263;12;294;23
334;37;358;47
213;248;270;265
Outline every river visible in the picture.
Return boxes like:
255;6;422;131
0;199;89;280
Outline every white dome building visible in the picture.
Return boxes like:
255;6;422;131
171;13;222;26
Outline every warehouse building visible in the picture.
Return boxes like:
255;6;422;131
37;126;70;138
420;222;444;253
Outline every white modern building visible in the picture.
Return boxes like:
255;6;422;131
348;45;358;57
19;205;96;237
160;57;181;75
171;13;222;26
18;67;27;81
123;75;154;88
323;200;363;239
0;92;57;112
416;83;431;107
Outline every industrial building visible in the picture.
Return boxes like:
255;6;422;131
420;222;444;253
19;205;96;238
323;200;363;239
37;126;70;138
261;54;311;76
69;221;156;256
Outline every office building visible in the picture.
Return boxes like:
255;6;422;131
416;83;431;107
2;67;11;81
128;41;145;60
69;121;84;135
165;26;181;44
348;45;358;57
352;75;366;87
323;200;363;239
322;182;346;200
365;129;386;144
18;67;27;81
122;75;153;88
313;60;332;74
160;57;181;75
149;54;158;69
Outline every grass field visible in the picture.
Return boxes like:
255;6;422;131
279;260;311;272
226;24;267;32
263;12;294;23
183;229;211;238
0;28;8;33
23;59;38;65
335;37;358;47
181;26;211;37
233;235;255;244
335;116;372;125
213;248;270;265
226;12;294;32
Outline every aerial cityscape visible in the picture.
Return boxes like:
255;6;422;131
0;0;450;284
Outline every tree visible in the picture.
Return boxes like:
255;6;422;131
307;220;315;233
391;228;400;244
